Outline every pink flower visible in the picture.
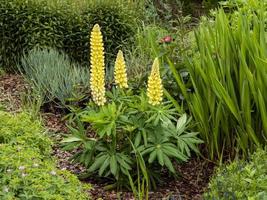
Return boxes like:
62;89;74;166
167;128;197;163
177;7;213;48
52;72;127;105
160;35;173;44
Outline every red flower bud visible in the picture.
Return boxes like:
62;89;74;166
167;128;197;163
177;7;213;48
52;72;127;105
159;35;173;44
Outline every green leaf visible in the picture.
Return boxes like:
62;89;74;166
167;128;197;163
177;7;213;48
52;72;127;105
176;114;187;133
110;155;118;177
156;149;164;166
148;150;157;163
212;79;240;121
134;132;142;147
61;136;82;143
163;154;175;173
89;155;107;172
99;157;110;176
117;155;132;171
257;90;267;138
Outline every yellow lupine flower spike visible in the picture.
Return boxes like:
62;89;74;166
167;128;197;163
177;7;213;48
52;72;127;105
90;24;106;106
147;58;163;105
114;50;128;88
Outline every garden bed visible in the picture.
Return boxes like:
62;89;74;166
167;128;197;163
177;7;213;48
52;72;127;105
0;73;215;199
1;0;267;199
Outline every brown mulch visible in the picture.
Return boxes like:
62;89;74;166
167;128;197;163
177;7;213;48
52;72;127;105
38;99;216;200
0;73;216;200
88;158;215;200
0;73;27;111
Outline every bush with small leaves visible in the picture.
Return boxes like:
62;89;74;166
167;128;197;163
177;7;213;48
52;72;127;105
0;111;91;199
204;148;267;199
0;0;140;71
0;111;52;155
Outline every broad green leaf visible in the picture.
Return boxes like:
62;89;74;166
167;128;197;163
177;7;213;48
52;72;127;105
88;155;107;172
148;150;157;163
99;157;110;176
156;149;164;166
163;154;175;173
61;136;82;143
110;155;118;177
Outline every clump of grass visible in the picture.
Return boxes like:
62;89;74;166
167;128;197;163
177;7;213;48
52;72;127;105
168;0;267;160
19;48;89;108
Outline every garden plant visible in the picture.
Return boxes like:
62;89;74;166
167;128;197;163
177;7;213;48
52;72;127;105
0;111;90;199
62;24;202;199
0;0;267;199
167;0;267;160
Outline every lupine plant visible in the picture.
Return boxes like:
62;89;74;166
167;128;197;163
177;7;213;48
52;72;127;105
114;50;128;89
90;24;106;106
62;24;202;198
147;58;163;105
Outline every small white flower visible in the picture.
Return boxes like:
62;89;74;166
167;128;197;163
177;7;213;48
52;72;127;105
3;186;9;193
19;166;25;170
6;169;12;173
21;173;27;177
50;171;56;176
33;163;39;168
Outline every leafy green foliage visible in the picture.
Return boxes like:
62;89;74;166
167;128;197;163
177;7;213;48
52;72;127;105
19;48;89;106
62;88;202;193
0;111;51;155
168;0;267;160
0;68;5;76
204;148;267;199
141;0;221;22
0;111;90;199
0;0;140;71
127;14;195;102
220;0;267;9
0;145;90;200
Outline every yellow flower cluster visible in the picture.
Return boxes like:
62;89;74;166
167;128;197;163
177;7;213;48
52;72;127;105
89;24;163;107
147;58;163;105
90;24;106;106
114;50;128;88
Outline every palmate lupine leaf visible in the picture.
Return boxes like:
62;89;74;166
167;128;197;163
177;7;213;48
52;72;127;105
164;115;203;157
145;102;177;125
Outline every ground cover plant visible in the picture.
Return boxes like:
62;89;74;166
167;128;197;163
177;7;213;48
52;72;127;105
205;148;267;199
0;111;90;199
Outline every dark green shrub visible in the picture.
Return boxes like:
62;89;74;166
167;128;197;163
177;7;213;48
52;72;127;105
19;48;90;106
143;0;223;23
204;148;267;199
0;0;140;71
0;111;90;199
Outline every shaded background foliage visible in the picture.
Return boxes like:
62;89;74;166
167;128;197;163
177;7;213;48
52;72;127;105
0;0;140;71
